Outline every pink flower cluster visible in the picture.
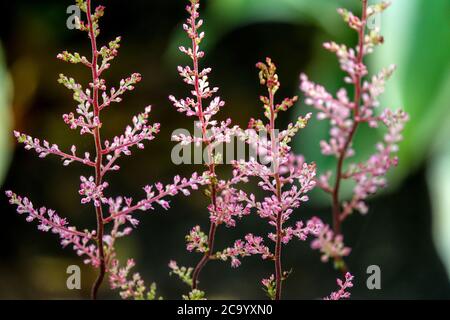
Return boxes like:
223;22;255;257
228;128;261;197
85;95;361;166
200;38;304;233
109;259;159;300
186;226;208;253
324;272;354;300
233;161;317;225
299;74;354;158
309;218;351;263
168;0;251;294
299;0;408;267
6;0;201;300
217;234;273;268
79;176;109;207
209;186;252;228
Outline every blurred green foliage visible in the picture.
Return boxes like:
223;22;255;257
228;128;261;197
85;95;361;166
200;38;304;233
168;0;355;59
0;45;13;185
373;0;450;177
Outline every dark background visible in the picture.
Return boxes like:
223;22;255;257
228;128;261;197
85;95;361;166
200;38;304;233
0;0;449;299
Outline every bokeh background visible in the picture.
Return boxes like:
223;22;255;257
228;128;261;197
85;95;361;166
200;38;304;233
0;0;449;299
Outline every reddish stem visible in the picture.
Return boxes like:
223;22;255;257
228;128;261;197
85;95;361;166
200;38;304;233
192;222;217;290
86;0;106;300
188;6;219;290
331;0;368;236
268;90;283;300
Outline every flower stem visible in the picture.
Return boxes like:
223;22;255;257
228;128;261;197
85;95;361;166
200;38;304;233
189;9;219;290
274;175;283;300
268;90;283;300
331;0;368;236
192;222;217;290
86;0;106;300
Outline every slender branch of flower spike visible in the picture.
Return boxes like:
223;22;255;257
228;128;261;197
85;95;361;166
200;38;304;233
5;191;100;266
100;107;159;156
13;131;96;167
86;0;106;300
331;0;368;236
99;73;142;110
101;153;120;177
99;107;159;177
103;174;204;224
6;192;91;238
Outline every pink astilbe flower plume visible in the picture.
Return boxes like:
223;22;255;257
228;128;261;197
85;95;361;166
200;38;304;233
219;58;321;300
6;0;202;300
168;0;249;298
310;218;351;264
300;0;408;271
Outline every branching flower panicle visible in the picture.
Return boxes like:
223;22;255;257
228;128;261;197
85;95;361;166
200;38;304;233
6;0;201;300
224;58;319;300
169;0;249;297
300;0;408;270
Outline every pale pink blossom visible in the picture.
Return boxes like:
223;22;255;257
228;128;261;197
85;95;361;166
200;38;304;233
309;218;351;263
186;226;209;253
324;272;354;300
217;234;274;268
